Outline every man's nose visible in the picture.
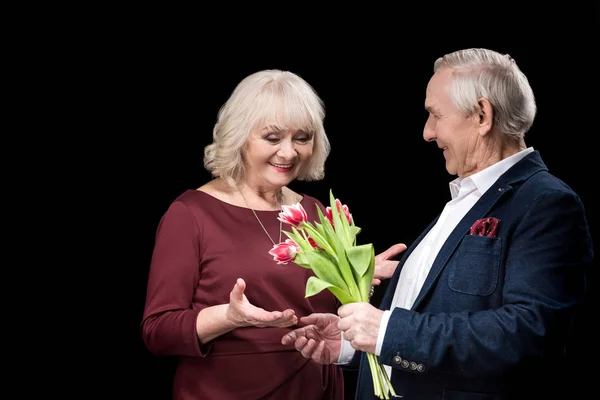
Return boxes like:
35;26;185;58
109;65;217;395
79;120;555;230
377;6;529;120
423;125;436;142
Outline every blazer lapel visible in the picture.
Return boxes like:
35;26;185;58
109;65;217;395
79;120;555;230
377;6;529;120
379;217;438;310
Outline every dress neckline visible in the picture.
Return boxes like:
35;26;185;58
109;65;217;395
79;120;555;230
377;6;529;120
188;189;307;212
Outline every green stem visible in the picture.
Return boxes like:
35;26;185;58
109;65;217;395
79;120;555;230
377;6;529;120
366;353;400;399
301;229;309;242
380;363;397;398
375;360;390;399
367;353;381;398
368;353;391;399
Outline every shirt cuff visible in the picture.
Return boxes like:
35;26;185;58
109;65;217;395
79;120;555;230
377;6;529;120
334;332;355;364
375;310;392;356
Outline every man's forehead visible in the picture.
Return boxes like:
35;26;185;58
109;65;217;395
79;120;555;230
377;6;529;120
424;85;440;110
428;70;452;92
425;71;452;107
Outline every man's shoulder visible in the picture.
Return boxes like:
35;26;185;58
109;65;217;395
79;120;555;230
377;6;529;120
505;170;586;217
521;169;578;196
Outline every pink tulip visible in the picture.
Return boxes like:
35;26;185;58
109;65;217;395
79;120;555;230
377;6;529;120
326;199;353;226
268;239;300;264
278;203;308;227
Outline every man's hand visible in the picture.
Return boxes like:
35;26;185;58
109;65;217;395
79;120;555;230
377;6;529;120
373;243;407;286
337;302;384;354
281;313;341;364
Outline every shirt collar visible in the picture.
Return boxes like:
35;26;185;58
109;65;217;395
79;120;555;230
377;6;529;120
448;147;534;199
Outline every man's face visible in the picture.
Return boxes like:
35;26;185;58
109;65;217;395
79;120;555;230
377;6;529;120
423;68;482;177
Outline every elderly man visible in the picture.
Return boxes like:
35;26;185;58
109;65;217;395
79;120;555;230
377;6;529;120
282;48;593;400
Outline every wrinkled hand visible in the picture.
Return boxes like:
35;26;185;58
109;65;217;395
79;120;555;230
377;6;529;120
373;243;406;286
281;313;341;364
226;278;297;328
337;302;383;354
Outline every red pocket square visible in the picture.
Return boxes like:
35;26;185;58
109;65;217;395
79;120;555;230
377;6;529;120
469;217;500;238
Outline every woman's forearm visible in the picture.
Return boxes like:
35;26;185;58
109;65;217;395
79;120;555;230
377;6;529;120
196;304;240;343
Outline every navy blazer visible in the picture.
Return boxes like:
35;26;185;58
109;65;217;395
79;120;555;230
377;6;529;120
354;151;593;399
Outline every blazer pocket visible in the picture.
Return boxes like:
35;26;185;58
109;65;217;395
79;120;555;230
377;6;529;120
448;235;501;296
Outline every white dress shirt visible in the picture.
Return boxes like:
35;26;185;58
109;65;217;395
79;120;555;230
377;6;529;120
336;147;535;376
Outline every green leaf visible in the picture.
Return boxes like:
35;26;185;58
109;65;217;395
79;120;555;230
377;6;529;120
338;194;353;243
303;250;349;293
349;225;361;237
292;251;312;269
313;221;327;240
357;245;376;302
305;276;356;304
316;206;341;249
328;190;347;247
316;205;332;230
346;243;374;277
282;227;312;252
302;223;336;256
332;236;361;299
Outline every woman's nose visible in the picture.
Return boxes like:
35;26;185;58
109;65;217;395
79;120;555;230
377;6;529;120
278;139;297;157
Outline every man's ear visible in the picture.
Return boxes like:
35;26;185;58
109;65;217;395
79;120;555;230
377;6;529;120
477;97;494;136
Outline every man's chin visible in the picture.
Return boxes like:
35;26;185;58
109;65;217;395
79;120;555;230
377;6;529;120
444;161;456;175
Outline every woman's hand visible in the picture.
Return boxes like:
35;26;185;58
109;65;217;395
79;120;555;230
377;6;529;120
372;243;406;286
225;278;298;328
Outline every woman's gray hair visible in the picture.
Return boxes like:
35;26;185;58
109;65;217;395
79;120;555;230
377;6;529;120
203;69;330;186
434;48;537;139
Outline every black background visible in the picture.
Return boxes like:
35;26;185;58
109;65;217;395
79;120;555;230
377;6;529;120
95;12;598;400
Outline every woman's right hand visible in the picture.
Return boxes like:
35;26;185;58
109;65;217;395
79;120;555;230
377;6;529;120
373;243;406;286
225;278;298;328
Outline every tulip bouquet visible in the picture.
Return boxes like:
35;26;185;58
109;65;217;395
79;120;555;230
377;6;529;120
268;190;397;399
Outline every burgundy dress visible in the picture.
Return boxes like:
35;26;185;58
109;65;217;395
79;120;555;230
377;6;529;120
141;190;344;400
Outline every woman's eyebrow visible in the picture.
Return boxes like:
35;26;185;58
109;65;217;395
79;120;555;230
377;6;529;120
262;125;285;133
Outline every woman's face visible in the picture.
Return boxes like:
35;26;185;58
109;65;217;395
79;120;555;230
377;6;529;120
243;124;314;190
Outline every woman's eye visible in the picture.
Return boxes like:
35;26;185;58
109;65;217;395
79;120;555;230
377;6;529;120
295;137;311;143
265;137;280;143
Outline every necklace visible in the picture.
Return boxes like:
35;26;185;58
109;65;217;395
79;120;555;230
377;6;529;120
237;186;282;246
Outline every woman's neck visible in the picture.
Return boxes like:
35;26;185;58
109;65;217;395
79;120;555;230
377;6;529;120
234;182;284;210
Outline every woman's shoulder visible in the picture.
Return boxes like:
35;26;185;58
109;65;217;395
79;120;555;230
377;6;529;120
283;187;320;206
300;193;323;207
171;180;233;212
283;188;326;216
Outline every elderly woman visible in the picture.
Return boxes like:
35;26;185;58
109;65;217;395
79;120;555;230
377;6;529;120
141;69;344;399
